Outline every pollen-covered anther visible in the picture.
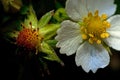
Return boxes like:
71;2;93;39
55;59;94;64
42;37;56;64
88;12;93;17
82;34;87;40
80;26;88;34
103;21;111;28
94;10;99;16
101;14;107;20
81;10;111;44
89;34;94;38
96;40;101;44
100;32;109;38
88;38;94;44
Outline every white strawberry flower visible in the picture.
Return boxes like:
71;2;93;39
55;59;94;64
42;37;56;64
55;0;120;73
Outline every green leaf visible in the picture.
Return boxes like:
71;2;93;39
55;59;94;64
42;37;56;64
41;41;62;63
20;5;29;15
9;0;22;11
40;24;60;40
1;0;10;12
38;10;54;28
24;5;38;29
55;1;64;9
53;8;69;22
1;0;22;13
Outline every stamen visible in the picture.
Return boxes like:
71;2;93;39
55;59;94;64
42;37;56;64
80;10;110;44
89;34;94;38
103;21;110;28
88;12;93;17
82;34;87;40
88;38;93;44
101;14;107;20
100;32;109;38
97;40;101;44
94;10;99;16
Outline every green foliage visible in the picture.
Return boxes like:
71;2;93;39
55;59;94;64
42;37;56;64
53;8;69;23
40;24;60;40
38;10;54;28
24;5;38;28
41;41;62;63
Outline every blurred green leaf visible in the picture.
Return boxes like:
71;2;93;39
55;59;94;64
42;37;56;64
1;0;22;13
1;20;22;43
1;0;10;12
55;1;64;9
20;5;29;15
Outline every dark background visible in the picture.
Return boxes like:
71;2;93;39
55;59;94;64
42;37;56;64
1;0;120;80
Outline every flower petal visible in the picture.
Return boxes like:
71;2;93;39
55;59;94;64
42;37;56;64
107;15;120;38
86;0;116;17
55;20;82;55
105;15;120;50
55;20;80;41
58;36;82;56
75;42;110;73
105;37;120;50
107;31;120;38
107;15;120;31
65;0;88;21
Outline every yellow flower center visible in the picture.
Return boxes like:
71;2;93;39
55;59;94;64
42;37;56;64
80;10;110;44
16;27;43;50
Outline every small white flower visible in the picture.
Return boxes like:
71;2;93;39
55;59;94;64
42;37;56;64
55;0;120;73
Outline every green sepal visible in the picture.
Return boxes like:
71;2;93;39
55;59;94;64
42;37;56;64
46;40;58;48
24;5;38;29
38;58;50;75
1;20;22;43
38;10;54;28
40;24;60;40
41;41;62;63
5;31;19;43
